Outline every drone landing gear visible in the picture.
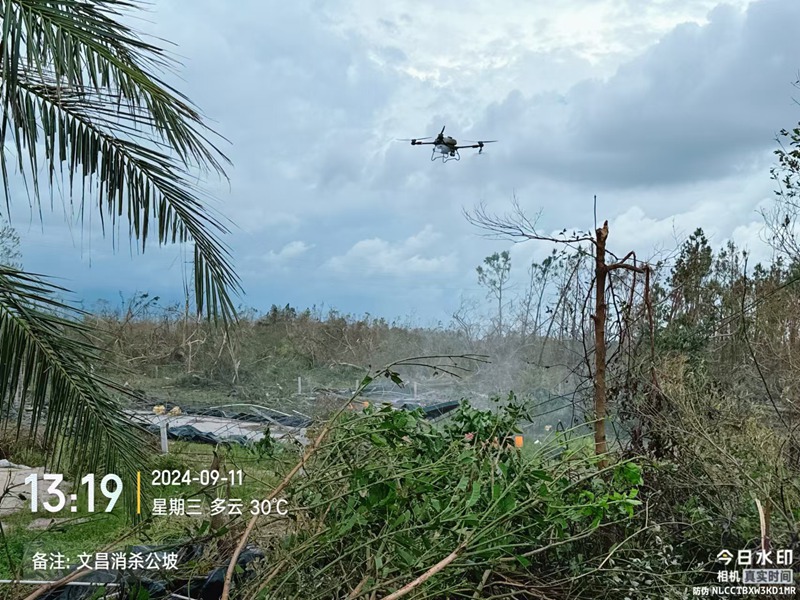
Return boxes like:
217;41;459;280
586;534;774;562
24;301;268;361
430;149;460;163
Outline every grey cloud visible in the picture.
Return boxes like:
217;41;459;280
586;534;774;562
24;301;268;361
149;1;395;193
473;0;800;188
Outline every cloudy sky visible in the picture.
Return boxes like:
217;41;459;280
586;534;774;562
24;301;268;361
7;0;800;323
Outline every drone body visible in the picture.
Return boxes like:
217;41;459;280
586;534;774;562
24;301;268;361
400;126;497;162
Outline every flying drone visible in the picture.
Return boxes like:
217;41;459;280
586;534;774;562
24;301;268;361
399;126;497;162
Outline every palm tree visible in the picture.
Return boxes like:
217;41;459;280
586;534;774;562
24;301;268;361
0;0;240;508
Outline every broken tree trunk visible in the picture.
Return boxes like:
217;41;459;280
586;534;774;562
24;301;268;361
593;221;610;468
591;221;650;469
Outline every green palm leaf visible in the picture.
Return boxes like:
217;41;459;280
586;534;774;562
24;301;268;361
0;0;240;322
0;265;147;511
0;0;243;515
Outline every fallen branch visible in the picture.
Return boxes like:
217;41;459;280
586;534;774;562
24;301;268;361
348;573;371;599
756;497;771;552
379;538;470;600
220;354;484;600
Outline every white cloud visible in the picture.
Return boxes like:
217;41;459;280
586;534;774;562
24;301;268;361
327;0;756;89
464;0;800;191
326;225;457;276
264;241;313;265
730;220;775;266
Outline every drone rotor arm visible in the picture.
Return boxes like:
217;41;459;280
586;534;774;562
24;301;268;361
457;140;498;154
397;136;434;145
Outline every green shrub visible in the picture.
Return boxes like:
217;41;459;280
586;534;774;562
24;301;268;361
246;396;644;598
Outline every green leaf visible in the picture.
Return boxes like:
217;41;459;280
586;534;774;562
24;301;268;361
529;470;553;482
466;481;481;508
370;433;388;447
338;513;359;535
616;462;643;485
498;494;516;515
391;510;411;528
396;546;416;568
134;589;150;600
492;483;502;501
516;555;531;567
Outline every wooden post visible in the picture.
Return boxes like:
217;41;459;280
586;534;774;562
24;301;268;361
413;382;418;398
160;418;169;454
297;377;302;395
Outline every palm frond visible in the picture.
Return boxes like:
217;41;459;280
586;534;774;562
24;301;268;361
0;265;148;513
0;0;240;323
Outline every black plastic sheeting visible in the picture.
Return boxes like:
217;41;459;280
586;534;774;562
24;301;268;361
40;545;264;600
196;407;309;428
419;400;460;419
143;423;253;446
151;403;311;428
142;401;461;447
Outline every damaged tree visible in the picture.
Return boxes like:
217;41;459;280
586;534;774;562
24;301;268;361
591;220;653;465
465;198;652;467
